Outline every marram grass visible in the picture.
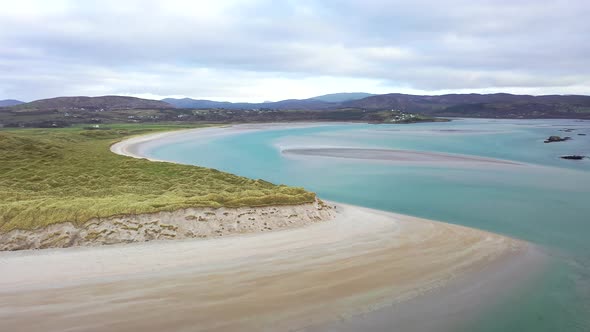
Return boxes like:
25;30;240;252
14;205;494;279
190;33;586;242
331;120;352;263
0;124;316;233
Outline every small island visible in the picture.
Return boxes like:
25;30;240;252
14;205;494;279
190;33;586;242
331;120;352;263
544;135;572;143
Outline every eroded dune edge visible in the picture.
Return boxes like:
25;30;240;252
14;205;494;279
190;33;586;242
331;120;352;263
0;124;538;332
0;200;334;251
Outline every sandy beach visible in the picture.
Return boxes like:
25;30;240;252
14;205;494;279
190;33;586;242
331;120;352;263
0;124;543;331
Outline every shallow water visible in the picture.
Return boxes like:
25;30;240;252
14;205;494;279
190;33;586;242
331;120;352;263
149;119;590;331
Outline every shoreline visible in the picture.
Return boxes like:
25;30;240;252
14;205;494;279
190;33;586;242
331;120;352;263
110;122;339;162
306;227;547;332
0;123;546;331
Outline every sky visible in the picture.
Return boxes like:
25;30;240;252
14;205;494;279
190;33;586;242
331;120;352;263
1;0;589;102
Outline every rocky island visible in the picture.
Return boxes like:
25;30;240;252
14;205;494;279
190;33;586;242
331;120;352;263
560;155;587;160
544;135;572;143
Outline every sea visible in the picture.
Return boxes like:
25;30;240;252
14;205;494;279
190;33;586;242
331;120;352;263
147;118;590;332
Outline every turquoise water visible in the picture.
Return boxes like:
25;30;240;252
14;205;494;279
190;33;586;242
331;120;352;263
149;119;590;331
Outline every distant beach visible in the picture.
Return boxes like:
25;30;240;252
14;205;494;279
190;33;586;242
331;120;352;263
0;124;544;331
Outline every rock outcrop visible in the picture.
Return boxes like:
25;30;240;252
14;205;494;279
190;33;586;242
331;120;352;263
544;135;571;143
560;155;586;160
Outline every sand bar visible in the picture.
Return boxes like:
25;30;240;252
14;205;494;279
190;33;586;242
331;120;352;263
283;147;522;166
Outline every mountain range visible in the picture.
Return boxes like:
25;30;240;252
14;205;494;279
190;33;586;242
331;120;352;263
162;92;590;118
161;98;332;110
308;92;376;102
3;92;590;119
162;92;376;109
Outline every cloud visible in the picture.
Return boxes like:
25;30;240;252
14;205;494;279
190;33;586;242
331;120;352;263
0;0;588;101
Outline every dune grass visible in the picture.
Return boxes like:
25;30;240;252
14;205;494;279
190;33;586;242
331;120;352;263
0;124;316;233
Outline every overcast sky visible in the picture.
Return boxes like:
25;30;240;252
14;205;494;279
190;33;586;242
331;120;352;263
1;0;589;102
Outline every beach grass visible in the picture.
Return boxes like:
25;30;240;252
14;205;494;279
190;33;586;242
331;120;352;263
0;124;316;233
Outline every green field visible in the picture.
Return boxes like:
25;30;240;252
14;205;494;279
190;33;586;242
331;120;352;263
0;124;316;233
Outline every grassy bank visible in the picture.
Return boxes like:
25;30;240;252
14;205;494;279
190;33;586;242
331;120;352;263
0;124;316;233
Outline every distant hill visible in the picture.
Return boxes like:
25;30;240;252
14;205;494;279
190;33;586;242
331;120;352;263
12;96;174;111
4;93;590;121
0;99;24;107
342;93;590;118
165;92;590;118
163;93;372;109
162;97;333;110
264;99;333;110
310;92;375;103
162;98;235;109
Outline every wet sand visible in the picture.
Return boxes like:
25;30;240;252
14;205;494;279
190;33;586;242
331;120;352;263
0;204;533;332
0;124;542;331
